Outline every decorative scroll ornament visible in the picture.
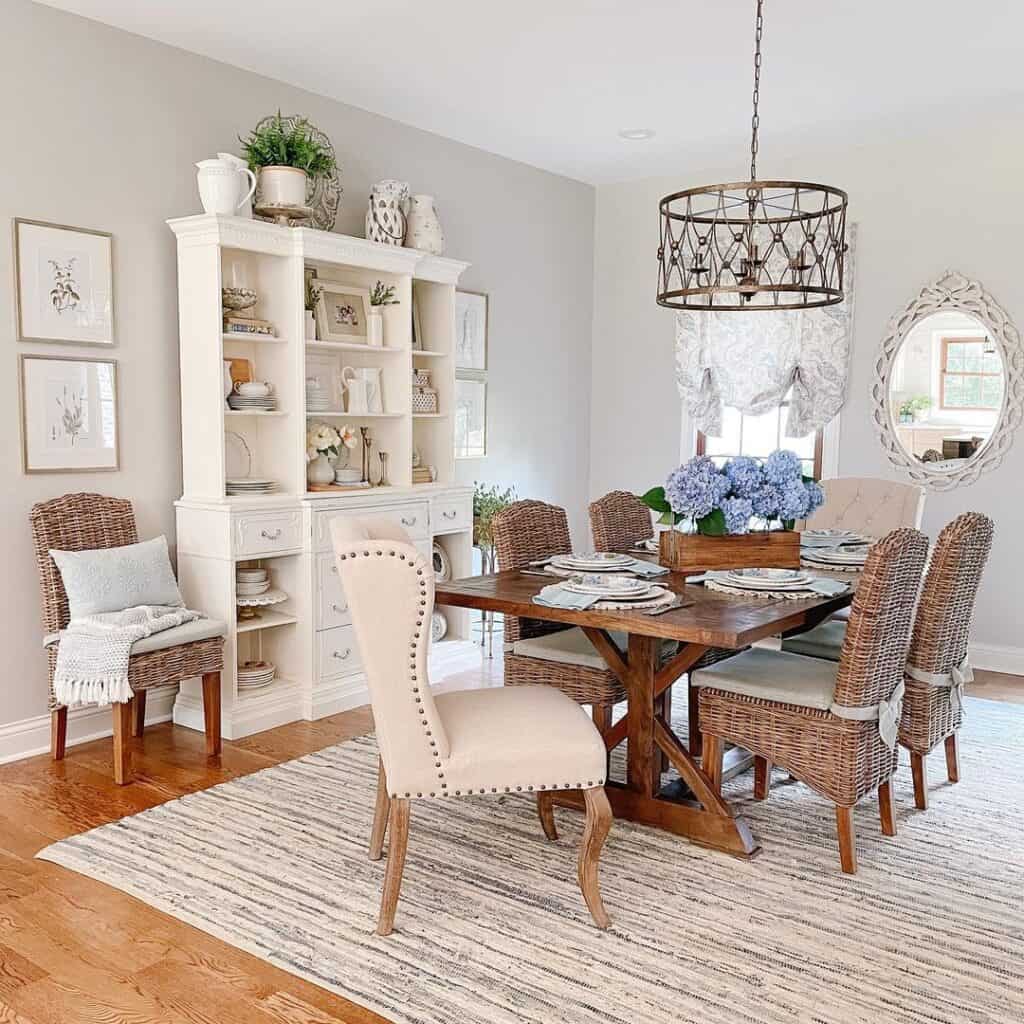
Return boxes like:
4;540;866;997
871;271;1024;490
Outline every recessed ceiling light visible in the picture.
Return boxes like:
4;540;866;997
618;128;656;141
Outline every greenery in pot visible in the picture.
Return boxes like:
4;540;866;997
240;112;337;176
473;482;517;549
370;281;399;307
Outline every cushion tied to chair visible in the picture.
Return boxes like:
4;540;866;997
829;679;905;751
905;656;972;719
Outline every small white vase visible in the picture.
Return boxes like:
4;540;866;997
259;166;308;208
367;310;384;347
307;453;334;487
304;310;316;340
404;194;445;255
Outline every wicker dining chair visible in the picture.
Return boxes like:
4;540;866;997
901;512;994;810
588;490;654;553
695;528;929;873
31;493;225;784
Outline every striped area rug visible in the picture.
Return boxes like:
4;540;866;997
38;697;1024;1024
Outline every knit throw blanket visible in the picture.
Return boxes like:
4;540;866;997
53;605;202;706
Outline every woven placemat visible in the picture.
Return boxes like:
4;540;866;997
800;558;863;573
704;578;850;601
592;587;676;611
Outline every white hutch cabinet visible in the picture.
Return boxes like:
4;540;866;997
168;214;473;739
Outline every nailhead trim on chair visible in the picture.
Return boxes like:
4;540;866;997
340;545;605;798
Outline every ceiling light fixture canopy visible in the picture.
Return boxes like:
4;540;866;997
656;0;849;311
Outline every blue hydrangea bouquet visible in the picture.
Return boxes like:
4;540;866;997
639;450;825;573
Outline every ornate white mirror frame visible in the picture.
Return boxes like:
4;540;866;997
872;270;1024;490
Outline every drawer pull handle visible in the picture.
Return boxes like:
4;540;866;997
260;528;282;540
442;510;457;520
332;648;351;661
401;516;417;527
330;565;338;574
331;603;347;614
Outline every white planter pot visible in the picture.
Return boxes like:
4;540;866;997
306;453;335;487
259;166;308;208
304;310;316;340
404;194;445;255
367;311;384;347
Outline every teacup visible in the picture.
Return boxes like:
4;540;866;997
236;381;272;398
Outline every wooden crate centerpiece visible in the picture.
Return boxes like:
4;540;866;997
658;528;800;575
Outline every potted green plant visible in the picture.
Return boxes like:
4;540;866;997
909;395;931;422
240;112;337;210
367;280;399;347
472;482;517;570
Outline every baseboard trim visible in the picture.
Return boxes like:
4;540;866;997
0;685;178;766
970;642;1024;676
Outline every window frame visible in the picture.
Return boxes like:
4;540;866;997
939;336;1003;412
695;412;825;479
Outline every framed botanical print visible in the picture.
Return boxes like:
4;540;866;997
14;219;115;346
313;281;370;344
19;355;120;473
454;377;487;458
455;290;488;370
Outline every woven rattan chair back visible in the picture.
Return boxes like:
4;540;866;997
589;491;654;553
832;527;929;710
491;499;572;644
30;493;138;637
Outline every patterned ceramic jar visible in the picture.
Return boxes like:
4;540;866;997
365;179;409;246
404;194;445;255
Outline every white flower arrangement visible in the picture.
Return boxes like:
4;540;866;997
305;422;359;463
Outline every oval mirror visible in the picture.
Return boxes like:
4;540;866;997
873;272;1023;489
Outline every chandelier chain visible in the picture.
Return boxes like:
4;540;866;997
750;0;764;181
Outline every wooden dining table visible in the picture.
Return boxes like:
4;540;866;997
435;567;854;859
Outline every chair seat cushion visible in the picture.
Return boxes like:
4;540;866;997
781;619;846;662
45;618;227;656
512;626;677;672
692;647;838;710
434;685;607;793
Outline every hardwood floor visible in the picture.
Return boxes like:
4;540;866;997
0;653;1019;1024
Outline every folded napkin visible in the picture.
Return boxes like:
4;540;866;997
623;559;669;578
532;584;601;610
808;578;849;596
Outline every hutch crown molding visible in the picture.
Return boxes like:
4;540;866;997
168;214;474;739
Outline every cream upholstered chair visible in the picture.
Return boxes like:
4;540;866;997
806;477;926;535
330;517;613;936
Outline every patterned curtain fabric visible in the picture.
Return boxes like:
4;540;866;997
675;227;858;438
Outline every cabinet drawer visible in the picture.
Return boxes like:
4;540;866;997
313;501;430;551
317;625;363;680
316;553;351;630
233;510;303;557
430;494;472;534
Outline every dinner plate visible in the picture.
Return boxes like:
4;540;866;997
723;571;815;591
562;582;665;602
562;574;651;596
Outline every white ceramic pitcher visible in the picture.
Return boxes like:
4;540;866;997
196;157;256;216
217;153;255;218
341;366;383;414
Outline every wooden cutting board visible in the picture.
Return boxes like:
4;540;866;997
224;357;252;386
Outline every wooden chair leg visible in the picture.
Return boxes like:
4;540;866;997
944;734;960;784
50;707;68;761
657;687;673;772
376;798;410;936
702;733;723;793
112;702;133;785
591;703;612;735
753;756;772;800
132;690;147;739
202;672;222;757
536;791;558;841
835;805;857;874
578;787;612;929
369;758;390;861
911;752;928;810
878;780;897;836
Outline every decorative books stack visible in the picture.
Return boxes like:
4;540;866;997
412;466;433;484
224;315;276;337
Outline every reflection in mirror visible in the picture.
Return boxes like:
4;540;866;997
889;310;1005;472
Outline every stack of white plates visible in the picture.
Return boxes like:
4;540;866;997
721;568;816;591
562;574;663;602
237;659;276;691
801;545;870;568
226;478;276;495
237;567;269;596
800;528;865;548
228;394;277;412
306;382;331;412
550;552;635;573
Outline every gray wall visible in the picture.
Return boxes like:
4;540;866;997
0;0;594;731
591;113;1024;668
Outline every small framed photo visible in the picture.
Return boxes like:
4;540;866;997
454;378;487;458
14;219;115;346
313;281;370;344
455;290;488;370
19;355;119;473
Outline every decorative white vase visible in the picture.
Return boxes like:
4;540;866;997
196;158;256;216
259;166;308;208
365;179;409;245
304;310;316;340
404;194;445;255
307;453;335;487
367;310;384;347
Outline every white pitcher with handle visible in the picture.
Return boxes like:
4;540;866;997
196;157;256;216
217;153;255;218
341;366;383;414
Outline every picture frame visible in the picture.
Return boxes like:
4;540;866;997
455;290;488;370
19;354;120;473
454;377;487;458
313;281;371;344
411;294;423;351
14;219;115;346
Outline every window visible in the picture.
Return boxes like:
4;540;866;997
453;290;488;459
696;401;823;478
940;337;1004;411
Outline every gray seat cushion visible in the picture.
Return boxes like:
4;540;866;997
692;646;837;710
45;618;226;656
512;626;678;672
781;619;846;662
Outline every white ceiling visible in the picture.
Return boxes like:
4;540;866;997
39;0;1024;184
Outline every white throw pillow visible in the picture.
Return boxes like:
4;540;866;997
50;535;184;619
